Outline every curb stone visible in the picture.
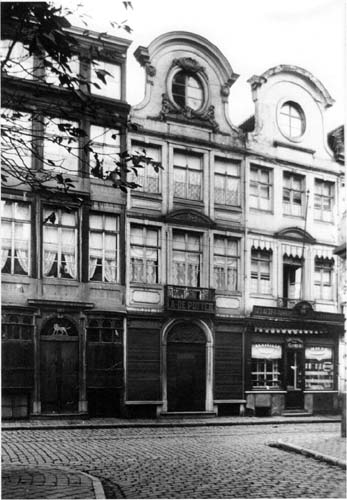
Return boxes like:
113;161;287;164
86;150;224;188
2;464;106;499
269;440;347;469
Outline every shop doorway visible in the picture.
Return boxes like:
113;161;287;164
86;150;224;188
167;324;206;412
40;318;79;413
285;346;304;409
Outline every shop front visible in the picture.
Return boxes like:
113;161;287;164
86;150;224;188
246;303;344;416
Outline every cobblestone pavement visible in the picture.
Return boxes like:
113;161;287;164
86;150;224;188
2;423;346;499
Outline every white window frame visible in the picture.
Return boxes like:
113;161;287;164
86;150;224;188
172;230;202;287
173;150;202;201
213;235;239;291
214;158;241;207
314;179;334;222
250;165;272;211
89;213;119;283
283;172;305;217
278;101;305;139
131;142;161;194
251;249;272;295
314;258;334;301
44;118;79;173
91;61;121;100
1;200;31;276
130;225;160;284
89;125;120;174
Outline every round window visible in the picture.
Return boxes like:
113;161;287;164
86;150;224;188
172;71;204;111
278;101;305;139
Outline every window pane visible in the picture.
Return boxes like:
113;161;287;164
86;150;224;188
91;61;121;99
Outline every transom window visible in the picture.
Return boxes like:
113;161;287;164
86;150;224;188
131;143;161;194
314;258;334;301
278;101;305;139
251;249;272;295
43;207;78;279
91;61;121;100
172;230;202;287
130;225;160;284
251;344;282;389
250;166;272;210
172;71;203;111
214;158;241;206
213;236;239;291
87;318;123;343
89;125;120;174
44;118;79;173
314;179;334;222
89;213;119;283
173;150;202;201
1;201;31;276
283;172;305;217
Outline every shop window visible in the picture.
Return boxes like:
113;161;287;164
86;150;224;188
89;213;119;283
251;344;282;389
278;101;305;139
250;166;272;210
282;255;303;305
131;143;161;193
305;347;334;390
213;236;239;291
172;230;202;287
251;249;272;295
87;317;122;343
283;172;305;217
0;40;33;79
2;313;33;340
214;158;240;206
314;179;334;222
42;207;78;279
91;61;121;99
173;150;202;201
89;125;120;174
44;118;79;173
314;258;334;301
130;225;160;284
172;71;204;111
1;201;31;276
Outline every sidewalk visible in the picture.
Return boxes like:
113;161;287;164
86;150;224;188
2;465;105;499
1;413;341;431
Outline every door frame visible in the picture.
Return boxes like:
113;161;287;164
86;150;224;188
285;343;304;409
161;319;214;413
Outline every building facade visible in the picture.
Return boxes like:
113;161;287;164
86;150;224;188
1;26;345;419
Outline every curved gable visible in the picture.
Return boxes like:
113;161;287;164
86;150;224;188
275;227;316;244
165;209;215;229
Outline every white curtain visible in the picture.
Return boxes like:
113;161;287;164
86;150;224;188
252;344;282;360
16;250;29;273
104;259;116;282
64;253;77;279
89;258;98;279
62;228;76;279
1;248;9;270
43;250;56;275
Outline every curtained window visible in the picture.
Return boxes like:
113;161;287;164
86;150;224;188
251;344;282;389
173;150;202;201
213;235;239;291
172;230;202;287
251;249;272;295
89;213;119;282
130;142;161;193
130;225;160;284
42;207;77;279
1;200;31;276
214;158;240;206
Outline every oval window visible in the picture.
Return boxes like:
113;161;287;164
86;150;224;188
172;71;204;111
278;101;305;139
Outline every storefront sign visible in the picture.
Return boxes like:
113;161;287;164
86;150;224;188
166;298;215;314
286;338;303;349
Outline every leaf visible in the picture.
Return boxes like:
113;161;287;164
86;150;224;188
43;212;56;224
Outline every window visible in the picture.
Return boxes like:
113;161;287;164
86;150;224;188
278;101;305;139
45;55;79;87
131;143;161;193
305;347;334;390
1;108;33;169
172;71;203;111
172;230;202;287
214;158;240;206
43;207;77;279
91;61;121;99
89;125;120;174
130;225;160;284
1;201;31;276
174;150;202;201
283;255;303;304
314;179;334;222
283;172;305;216
213;236;239;291
250;166;272;210
1;313;33;341
0;40;33;79
251;249;272;295
251;344;282;389
89;213;119;283
87;318;122;343
314;258;334;300
44;118;79;173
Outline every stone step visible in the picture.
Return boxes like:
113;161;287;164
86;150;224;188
282;411;312;417
32;412;88;420
160;411;217;419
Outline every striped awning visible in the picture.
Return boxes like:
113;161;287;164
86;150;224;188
282;244;304;259
314;247;334;259
251;238;274;251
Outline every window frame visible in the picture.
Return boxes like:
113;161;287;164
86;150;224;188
214;158;241;207
43;117;80;174
1;200;31;276
251;358;282;389
89;125;120;175
130;224;160;285
304;346;334;391
213;235;239;292
251;248;272;295
89;213;120;283
314;179;334;222
173;150;203;201
278;101;305;140
314;258;334;301
172;230;203;287
90;60;122;100
131;142;161;194
250;165;272;211
171;70;204;111
282;171;305;217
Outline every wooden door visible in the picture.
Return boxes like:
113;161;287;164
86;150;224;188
285;348;304;409
40;339;79;413
167;325;206;412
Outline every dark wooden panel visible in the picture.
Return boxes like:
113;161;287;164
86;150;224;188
127;328;161;400
87;343;123;388
2;342;34;388
214;328;243;399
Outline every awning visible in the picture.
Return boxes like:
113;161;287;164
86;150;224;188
254;326;326;335
314;247;334;259
251;238;274;251
282;244;304;259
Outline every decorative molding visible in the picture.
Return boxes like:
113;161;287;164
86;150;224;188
134;45;156;82
171;57;207;78
273;140;315;155
275;227;316;244
41;317;78;337
165;209;215;228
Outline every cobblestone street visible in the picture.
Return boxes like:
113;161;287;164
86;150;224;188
2;422;346;498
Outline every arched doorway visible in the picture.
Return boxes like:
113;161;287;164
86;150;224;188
167;323;207;411
40;317;79;413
